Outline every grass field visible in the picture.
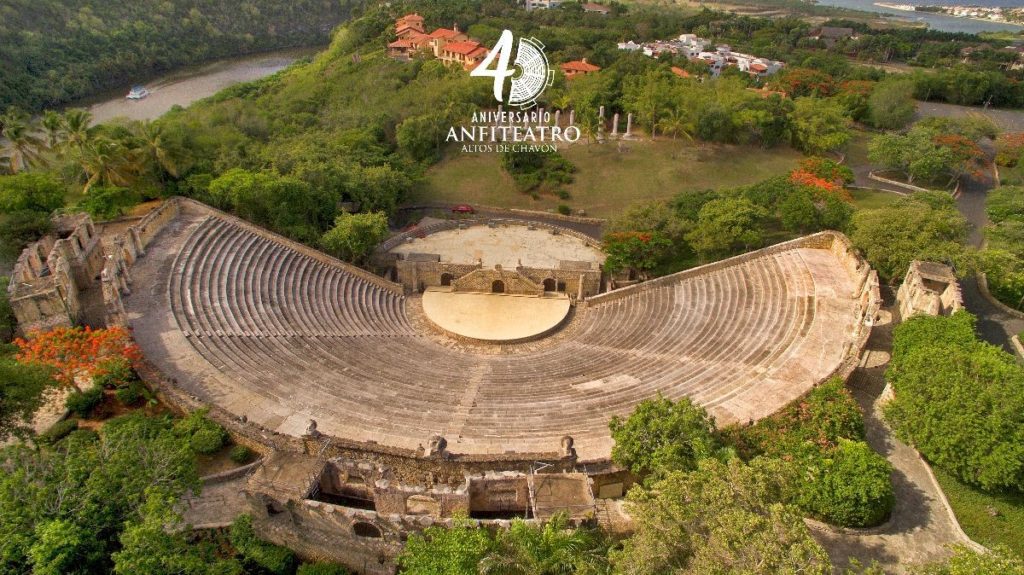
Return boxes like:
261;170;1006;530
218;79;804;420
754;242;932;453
851;188;904;211
414;140;803;218
932;467;1024;558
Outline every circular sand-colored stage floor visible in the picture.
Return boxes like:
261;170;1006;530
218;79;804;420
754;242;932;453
421;288;570;342
123;201;875;461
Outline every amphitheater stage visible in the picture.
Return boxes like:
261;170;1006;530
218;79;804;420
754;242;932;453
421;288;570;342
122;199;879;461
389;223;605;268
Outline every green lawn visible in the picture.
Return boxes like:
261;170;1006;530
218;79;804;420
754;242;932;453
932;466;1024;558
851;188;904;211
414;140;803;218
1000;163;1024;187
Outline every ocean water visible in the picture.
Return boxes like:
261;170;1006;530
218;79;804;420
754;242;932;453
815;0;1024;33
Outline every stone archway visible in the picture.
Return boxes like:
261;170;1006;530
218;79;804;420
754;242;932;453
492;280;505;293
543;278;556;292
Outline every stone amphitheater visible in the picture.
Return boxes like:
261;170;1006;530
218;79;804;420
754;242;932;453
119;199;880;461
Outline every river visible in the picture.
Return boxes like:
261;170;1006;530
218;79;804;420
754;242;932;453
814;0;1023;34
76;47;321;125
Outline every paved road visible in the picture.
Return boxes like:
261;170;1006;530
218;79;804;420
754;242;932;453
810;309;981;573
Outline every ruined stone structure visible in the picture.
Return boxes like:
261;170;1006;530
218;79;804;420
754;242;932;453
7;214;104;333
7;199;182;334
9;197;883;573
379;219;604;299
897;260;963;319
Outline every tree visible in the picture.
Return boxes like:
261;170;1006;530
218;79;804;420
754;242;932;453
797;439;894;528
986;185;1024;224
609;395;720;476
602;231;674;278
0;413;199;574
230;515;296;575
623;70;677;138
481;515;610;575
0;173;65;214
79;136;139;195
849;192;967;282
911;545;1024;575
319;211;389;265
790;97;852;154
132;121;182;180
0;108;46;173
868;79;917;129
868;126;961;185
886;313;1024;492
685;198;767;261
398;517;496;575
612;458;830;575
114;490;241;575
14;326;141;392
779;188;819;233
0;358;53;441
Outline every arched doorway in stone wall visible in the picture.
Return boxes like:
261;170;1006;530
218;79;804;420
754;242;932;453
492;280;505;293
543;278;556;292
441;273;453;286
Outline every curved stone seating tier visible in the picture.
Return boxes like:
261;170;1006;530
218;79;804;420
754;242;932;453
124;201;866;461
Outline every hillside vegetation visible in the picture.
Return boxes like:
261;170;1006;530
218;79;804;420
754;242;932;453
0;0;366;112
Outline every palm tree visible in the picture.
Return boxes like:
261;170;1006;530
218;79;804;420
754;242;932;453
132;121;180;180
551;93;572;111
657;108;694;142
60;108;95;153
41;110;65;149
79;136;139;194
0;108;46;173
479;515;610;575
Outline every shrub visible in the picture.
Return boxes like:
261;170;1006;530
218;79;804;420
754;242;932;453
230;515;297;575
556;189;571;200
94;357;135;389
65;387;104;418
885;337;1024;492
721;377;864;460
190;427;228;455
174;408;229;455
609;395;720;476
38;418;78;444
798;439;895;527
297;563;351;575
114;381;146;406
230;445;256;465
557;204;571;215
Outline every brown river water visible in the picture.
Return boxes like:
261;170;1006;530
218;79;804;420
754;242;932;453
78;46;321;124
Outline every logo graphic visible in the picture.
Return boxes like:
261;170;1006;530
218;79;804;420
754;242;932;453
471;30;553;110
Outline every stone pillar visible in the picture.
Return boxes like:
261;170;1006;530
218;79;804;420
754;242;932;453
554;110;561;127
612;113;619;136
568;109;575;126
599;105;605;120
626;113;634;138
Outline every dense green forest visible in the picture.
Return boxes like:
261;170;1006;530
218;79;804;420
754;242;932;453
0;0;367;112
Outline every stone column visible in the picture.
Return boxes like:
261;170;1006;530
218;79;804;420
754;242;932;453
612;113;619;136
568;109;575;126
599;105;605;120
554;110;561;127
626;113;634;138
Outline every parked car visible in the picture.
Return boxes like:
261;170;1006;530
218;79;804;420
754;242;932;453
451;204;475;214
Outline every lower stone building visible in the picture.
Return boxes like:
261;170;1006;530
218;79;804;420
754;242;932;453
897;260;963;318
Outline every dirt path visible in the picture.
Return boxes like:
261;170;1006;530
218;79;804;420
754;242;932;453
809;309;982;573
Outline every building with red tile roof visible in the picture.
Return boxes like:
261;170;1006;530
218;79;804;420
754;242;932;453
560;58;601;79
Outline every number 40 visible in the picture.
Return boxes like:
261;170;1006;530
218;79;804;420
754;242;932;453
471;29;517;103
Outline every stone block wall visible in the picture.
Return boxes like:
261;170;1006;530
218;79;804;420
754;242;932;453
896;260;962;319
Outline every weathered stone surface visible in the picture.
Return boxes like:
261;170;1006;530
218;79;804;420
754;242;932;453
123;201;876;461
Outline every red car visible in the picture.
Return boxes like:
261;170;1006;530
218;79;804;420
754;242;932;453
451;204;475;214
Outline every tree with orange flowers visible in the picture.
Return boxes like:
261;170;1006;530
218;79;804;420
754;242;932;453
14;326;140;391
